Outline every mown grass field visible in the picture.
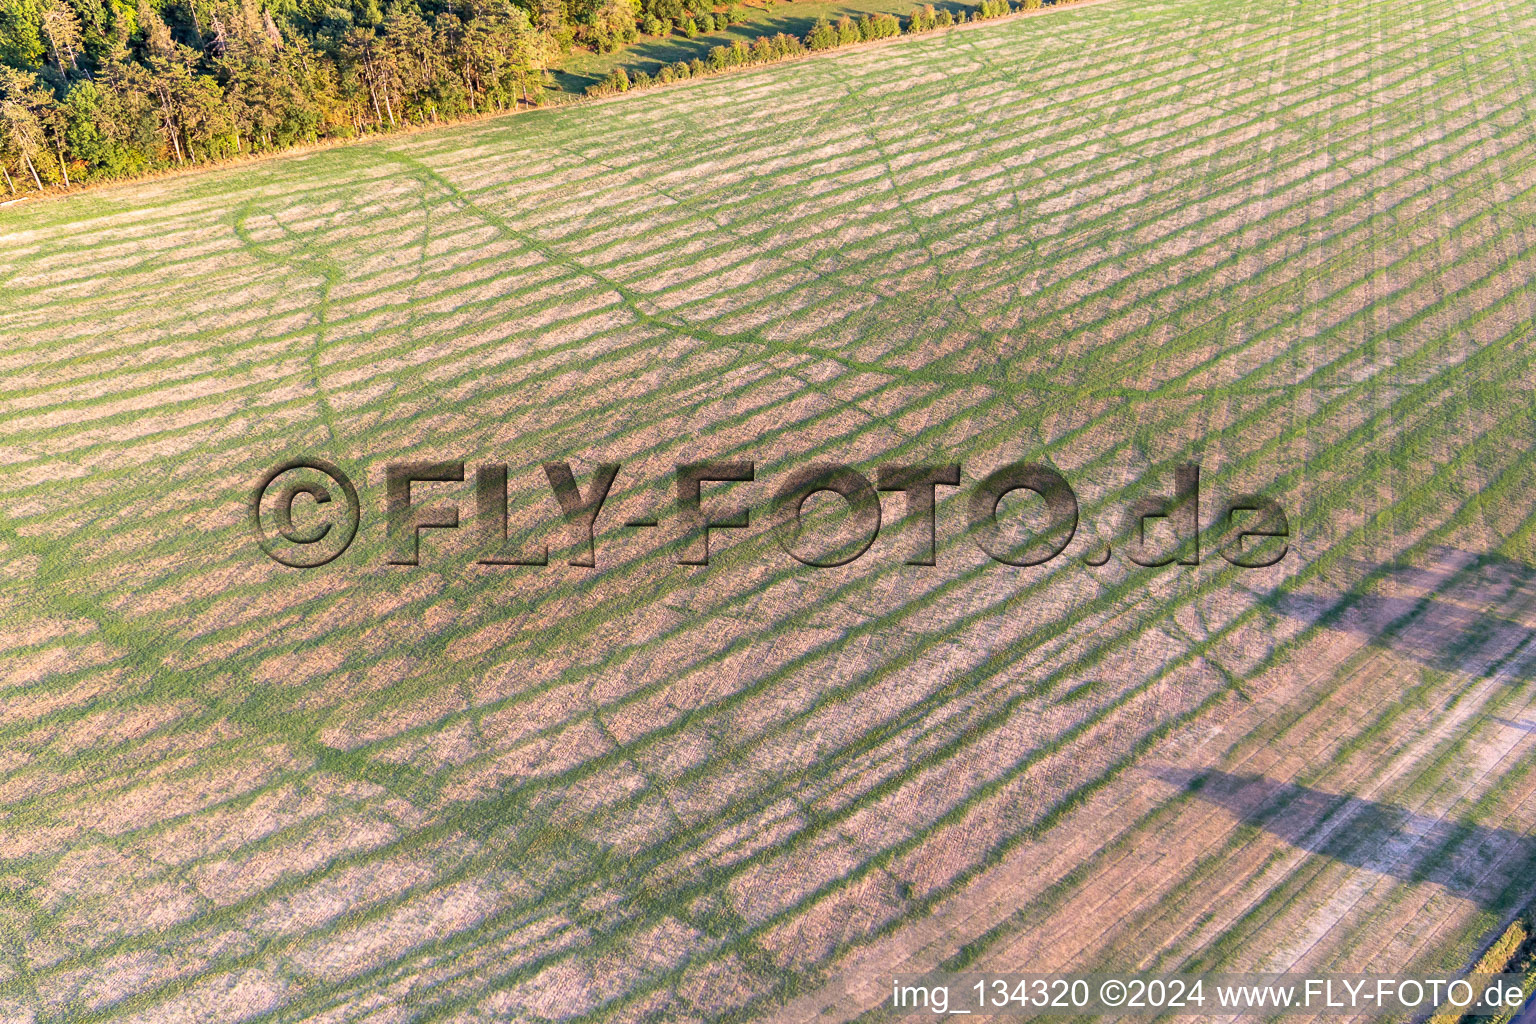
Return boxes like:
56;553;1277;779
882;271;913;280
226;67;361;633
3;0;1536;1019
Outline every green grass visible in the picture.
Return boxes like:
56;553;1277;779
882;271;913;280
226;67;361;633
3;0;1536;1019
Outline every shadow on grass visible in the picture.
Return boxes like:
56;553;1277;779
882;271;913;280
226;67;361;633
1155;767;1536;911
1260;547;1536;682
552;67;610;92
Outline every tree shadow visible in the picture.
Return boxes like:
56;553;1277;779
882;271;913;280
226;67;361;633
1154;767;1536;911
1259;547;1536;682
552;67;609;92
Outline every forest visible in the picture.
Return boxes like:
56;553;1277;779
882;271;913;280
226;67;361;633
0;0;1039;191
0;0;570;190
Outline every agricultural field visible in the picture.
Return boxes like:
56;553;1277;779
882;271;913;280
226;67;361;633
3;0;1536;1018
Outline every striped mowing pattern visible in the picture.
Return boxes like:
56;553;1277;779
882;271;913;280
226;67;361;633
3;0;1536;1019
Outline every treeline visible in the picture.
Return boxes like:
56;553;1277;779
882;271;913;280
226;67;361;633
0;0;1060;193
0;0;574;189
586;0;1045;97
